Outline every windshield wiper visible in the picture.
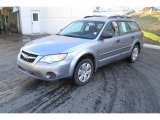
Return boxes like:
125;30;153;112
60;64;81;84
63;35;77;38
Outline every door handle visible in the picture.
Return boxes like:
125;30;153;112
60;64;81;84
131;36;134;39
116;39;120;43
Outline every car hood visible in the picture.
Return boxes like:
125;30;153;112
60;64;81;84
22;35;91;55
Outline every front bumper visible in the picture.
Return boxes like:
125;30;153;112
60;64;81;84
17;53;72;81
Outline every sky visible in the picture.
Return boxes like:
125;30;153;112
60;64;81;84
0;0;160;8
94;0;160;8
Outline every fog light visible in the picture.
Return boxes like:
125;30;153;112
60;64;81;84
46;72;56;79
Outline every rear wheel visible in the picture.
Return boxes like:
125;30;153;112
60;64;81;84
128;45;140;63
73;59;94;86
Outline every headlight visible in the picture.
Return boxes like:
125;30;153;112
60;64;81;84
40;54;67;63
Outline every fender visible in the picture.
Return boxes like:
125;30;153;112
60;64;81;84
68;50;97;77
130;39;143;54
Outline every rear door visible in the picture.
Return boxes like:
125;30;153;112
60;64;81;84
127;21;142;44
117;21;134;56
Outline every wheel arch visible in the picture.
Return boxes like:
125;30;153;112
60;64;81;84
69;52;97;77
135;42;141;53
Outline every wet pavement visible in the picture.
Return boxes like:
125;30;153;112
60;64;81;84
0;35;160;113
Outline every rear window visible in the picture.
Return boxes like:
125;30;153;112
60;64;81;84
127;21;140;32
117;21;132;35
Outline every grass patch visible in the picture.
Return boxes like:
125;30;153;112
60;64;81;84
143;31;160;42
139;12;160;19
152;14;160;19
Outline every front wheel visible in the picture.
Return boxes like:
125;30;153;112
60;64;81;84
128;45;140;63
73;59;94;86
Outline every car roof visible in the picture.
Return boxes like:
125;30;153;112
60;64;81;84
81;16;136;22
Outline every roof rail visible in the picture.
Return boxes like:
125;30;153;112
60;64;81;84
108;15;131;19
84;15;105;18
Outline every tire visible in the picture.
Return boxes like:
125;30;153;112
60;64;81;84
73;59;94;86
128;45;140;63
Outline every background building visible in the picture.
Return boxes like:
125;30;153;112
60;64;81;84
0;7;21;34
0;7;93;35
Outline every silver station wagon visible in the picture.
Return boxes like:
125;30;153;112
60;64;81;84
17;16;143;86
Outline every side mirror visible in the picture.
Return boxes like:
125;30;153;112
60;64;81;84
100;33;112;40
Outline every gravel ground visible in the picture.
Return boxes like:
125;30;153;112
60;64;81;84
0;35;160;113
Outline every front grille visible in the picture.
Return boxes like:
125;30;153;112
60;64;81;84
20;50;38;63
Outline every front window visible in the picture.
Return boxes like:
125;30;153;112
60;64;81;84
58;21;105;39
102;21;119;37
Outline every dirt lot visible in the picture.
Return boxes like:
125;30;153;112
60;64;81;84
0;35;160;113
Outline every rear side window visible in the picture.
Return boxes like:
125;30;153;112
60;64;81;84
117;21;131;35
127;21;140;32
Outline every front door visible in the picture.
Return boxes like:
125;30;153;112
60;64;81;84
98;21;121;66
32;11;40;33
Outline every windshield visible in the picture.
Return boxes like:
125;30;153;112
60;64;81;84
58;21;105;39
